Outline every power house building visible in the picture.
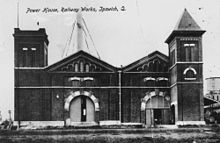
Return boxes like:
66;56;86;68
14;9;205;127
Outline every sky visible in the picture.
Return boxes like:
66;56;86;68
0;0;220;120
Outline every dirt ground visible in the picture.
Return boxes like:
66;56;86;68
0;127;220;143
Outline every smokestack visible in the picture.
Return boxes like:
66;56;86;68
76;11;84;51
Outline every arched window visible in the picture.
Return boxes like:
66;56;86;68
183;43;198;62
137;67;143;71
74;63;79;72
90;64;96;72
156;77;168;86
185;70;195;78
83;77;94;86
153;60;160;72
68;77;80;86
183;67;197;80
148;62;154;72
80;61;84;72
85;64;90;72
143;77;155;86
142;64;148;72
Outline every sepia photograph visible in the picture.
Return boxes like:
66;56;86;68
0;0;220;142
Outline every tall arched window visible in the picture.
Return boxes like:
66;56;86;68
74;63;79;72
153;60;160;72
80;61;84;72
182;42;199;62
85;64;90;72
148;62;154;72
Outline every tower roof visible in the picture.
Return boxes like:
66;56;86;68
165;9;205;43
174;8;201;31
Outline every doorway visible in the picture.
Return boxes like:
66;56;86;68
154;109;162;124
171;105;175;124
146;108;169;126
69;95;95;122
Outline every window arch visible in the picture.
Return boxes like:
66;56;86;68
142;64;148;71
137;66;143;71
68;77;80;86
156;77;169;86
143;77;155;86
83;77;94;86
141;91;170;111
183;67;197;80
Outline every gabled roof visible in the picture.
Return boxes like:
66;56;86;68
165;9;205;43
46;50;116;72
122;50;169;72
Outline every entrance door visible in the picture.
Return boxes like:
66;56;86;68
70;96;95;122
70;96;81;122
81;96;86;122
154;109;162;124
146;109;163;126
171;105;175;124
146;109;153;126
145;94;170;126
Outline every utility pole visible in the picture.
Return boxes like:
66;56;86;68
0;111;2;122
8;110;12;121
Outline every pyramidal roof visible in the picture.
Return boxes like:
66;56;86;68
165;9;205;43
174;8;201;31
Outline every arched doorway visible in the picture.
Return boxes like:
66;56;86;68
145;96;170;125
141;91;170;126
70;95;95;122
64;91;99;124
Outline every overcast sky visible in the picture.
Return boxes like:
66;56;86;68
0;0;220;120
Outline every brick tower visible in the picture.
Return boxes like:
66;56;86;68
14;28;49;122
14;28;49;68
165;9;205;125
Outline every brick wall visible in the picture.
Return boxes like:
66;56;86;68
177;83;203;121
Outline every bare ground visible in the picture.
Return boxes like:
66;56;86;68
0;127;220;143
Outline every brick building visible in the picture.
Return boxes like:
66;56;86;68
14;9;205;127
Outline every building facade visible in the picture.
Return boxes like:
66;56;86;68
14;9;205;127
